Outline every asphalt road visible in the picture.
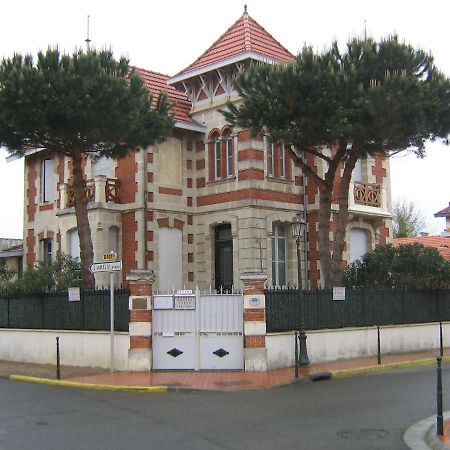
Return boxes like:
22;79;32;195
0;364;448;450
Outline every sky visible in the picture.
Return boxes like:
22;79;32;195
0;0;449;238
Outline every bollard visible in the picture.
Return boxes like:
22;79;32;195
377;326;381;365
437;356;444;436
440;322;444;357
56;336;61;380
295;330;299;378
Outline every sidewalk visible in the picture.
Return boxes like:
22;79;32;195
1;348;448;392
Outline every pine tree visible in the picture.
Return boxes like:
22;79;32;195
0;49;174;287
224;36;450;287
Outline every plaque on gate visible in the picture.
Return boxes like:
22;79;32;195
174;294;196;310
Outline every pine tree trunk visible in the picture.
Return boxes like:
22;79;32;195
72;149;95;288
330;152;359;286
318;185;334;288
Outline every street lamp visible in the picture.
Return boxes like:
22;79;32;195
291;212;310;367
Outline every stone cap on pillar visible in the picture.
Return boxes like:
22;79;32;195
240;271;267;295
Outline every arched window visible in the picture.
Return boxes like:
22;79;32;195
209;129;234;181
224;129;234;177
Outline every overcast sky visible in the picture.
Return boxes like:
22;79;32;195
1;0;449;239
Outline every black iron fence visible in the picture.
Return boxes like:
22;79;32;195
0;289;130;332
265;288;450;333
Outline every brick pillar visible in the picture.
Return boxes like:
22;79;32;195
127;269;155;371
241;272;268;371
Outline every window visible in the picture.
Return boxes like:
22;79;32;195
41;238;53;262
279;143;286;178
108;226;119;254
214;135;221;179
68;229;80;259
225;130;234;177
350;228;369;263
267;141;288;179
93;156;112;178
158;227;182;290
268;143;275;176
41;159;55;202
209;129;235;181
272;224;287;286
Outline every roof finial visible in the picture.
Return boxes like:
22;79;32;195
244;4;248;14
85;15;92;51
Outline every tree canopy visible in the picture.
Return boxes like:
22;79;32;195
224;36;450;287
342;243;450;289
392;200;426;238
0;49;174;287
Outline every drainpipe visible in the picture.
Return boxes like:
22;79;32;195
301;151;310;289
141;147;148;270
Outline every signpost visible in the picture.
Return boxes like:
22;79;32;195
89;253;122;372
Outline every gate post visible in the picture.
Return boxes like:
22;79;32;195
126;269;155;371
241;272;268;371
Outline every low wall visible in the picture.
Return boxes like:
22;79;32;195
266;322;450;370
0;329;129;370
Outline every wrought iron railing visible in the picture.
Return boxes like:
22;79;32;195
353;182;381;207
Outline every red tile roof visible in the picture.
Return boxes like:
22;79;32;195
435;203;450;218
133;67;193;124
175;10;294;78
392;236;450;261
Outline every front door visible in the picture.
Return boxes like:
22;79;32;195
215;224;233;292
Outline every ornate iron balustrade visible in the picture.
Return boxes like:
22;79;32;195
353;182;381;207
66;178;120;207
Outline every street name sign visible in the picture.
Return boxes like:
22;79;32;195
89;261;122;273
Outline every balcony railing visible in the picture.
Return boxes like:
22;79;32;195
64;177;120;208
353;182;381;207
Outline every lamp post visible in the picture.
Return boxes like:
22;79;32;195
291;212;310;367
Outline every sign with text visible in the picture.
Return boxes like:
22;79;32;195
153;295;174;310
103;252;118;261
68;287;80;302
333;287;346;301
89;261;122;273
174;294;196;310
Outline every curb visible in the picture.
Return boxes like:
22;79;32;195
331;356;450;379
9;374;168;394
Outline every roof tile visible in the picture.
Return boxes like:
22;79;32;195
392;236;450;261
133;67;192;124
175;11;293;77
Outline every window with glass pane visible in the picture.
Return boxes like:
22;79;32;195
41;159;55;202
225;131;233;177
279;143;286;178
41;238;53;262
272;224;287;286
214;136;221;179
268;143;274;176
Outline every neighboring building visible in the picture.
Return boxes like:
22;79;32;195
0;238;23;280
435;202;450;237
392;236;450;261
14;9;392;289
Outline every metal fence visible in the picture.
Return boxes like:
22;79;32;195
0;289;130;332
265;288;450;333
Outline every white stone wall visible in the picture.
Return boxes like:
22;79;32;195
0;329;129;370
266;322;449;369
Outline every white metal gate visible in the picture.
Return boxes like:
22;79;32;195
152;291;243;370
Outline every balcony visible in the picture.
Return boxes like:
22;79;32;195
353;182;381;207
60;176;120;209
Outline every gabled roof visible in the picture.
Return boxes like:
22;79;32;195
169;8;293;84
133;67;204;132
435;202;450;218
392;236;450;261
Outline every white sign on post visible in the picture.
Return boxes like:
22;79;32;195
89;261;122;273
